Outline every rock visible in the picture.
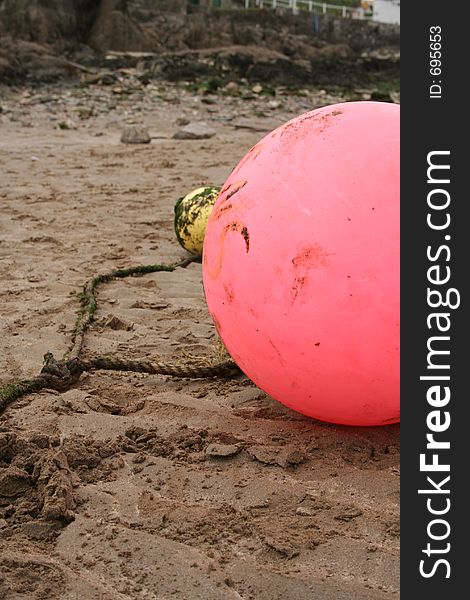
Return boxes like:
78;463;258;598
296;506;314;516
172;122;216;140
81;70;117;86
224;81;240;96
175;116;190;126
201;96;217;105
0;466;31;497
0;38;73;82
205;443;240;458
58;119;77;130
120;125;151;144
252;83;263;94
370;90;394;103
76;107;94;119
87;5;153;54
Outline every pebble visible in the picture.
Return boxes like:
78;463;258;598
58;119;77;130
172;122;216;140
224;81;240;96
296;506;314;516
120;125;151;144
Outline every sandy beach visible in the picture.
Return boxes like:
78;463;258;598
0;79;399;599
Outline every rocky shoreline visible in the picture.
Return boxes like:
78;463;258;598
1;1;399;89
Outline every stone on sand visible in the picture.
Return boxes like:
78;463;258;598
173;122;216;140
120;125;151;144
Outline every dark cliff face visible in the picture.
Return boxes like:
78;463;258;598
0;0;102;45
0;1;174;51
0;1;399;53
0;1;399;86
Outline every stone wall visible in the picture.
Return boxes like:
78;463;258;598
188;9;400;52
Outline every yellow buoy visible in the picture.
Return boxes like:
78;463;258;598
174;186;220;255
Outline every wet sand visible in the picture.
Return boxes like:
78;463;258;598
0;79;399;599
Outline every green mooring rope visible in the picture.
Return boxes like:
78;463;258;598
0;256;239;414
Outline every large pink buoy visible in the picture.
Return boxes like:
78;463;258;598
203;102;399;426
